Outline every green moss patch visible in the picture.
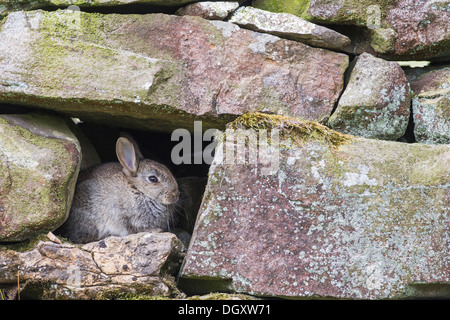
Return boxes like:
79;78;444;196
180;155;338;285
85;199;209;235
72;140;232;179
228;112;352;149
0;233;49;253
252;0;311;18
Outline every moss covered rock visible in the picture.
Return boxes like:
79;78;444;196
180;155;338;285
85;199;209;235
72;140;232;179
405;65;450;144
328;53;410;140
0;112;81;242
0;10;348;132
252;0;311;18
179;113;450;299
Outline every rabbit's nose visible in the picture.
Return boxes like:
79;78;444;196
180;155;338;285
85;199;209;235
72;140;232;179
173;189;180;200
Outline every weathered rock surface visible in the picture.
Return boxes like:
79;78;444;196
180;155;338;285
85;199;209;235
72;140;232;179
405;65;450;144
252;0;310;17
0;113;81;242
328;53;411;140
0;232;183;299
253;0;450;61
176;1;240;20
179;113;450;299
0;10;348;131
229;6;351;51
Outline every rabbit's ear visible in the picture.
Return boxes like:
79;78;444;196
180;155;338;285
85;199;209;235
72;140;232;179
120;132;144;160
116;137;139;176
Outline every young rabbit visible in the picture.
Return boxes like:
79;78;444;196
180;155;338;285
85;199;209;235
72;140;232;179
57;135;180;244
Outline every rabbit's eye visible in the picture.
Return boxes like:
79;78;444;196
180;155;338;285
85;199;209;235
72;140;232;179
148;176;158;183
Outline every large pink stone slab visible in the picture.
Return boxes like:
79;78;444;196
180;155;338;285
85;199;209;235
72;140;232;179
179;114;450;299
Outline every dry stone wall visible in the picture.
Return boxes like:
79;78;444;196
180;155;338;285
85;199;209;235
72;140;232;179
0;0;449;300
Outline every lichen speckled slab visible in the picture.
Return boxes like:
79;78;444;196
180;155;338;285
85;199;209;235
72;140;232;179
229;6;350;50
0;10;348;132
179;113;450;299
253;0;450;61
328;53;411;140
406;65;450;144
176;1;241;20
0;232;183;299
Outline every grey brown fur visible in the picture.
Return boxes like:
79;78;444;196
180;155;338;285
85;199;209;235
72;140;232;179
58;135;179;244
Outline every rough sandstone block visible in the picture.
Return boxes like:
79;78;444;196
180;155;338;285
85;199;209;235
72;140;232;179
180;113;450;299
0;10;348;132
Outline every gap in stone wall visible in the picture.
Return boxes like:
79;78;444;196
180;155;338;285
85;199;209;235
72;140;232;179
33;3;181;15
0;103;33;115
398;105;416;143
75;119;211;179
74;117;210;233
